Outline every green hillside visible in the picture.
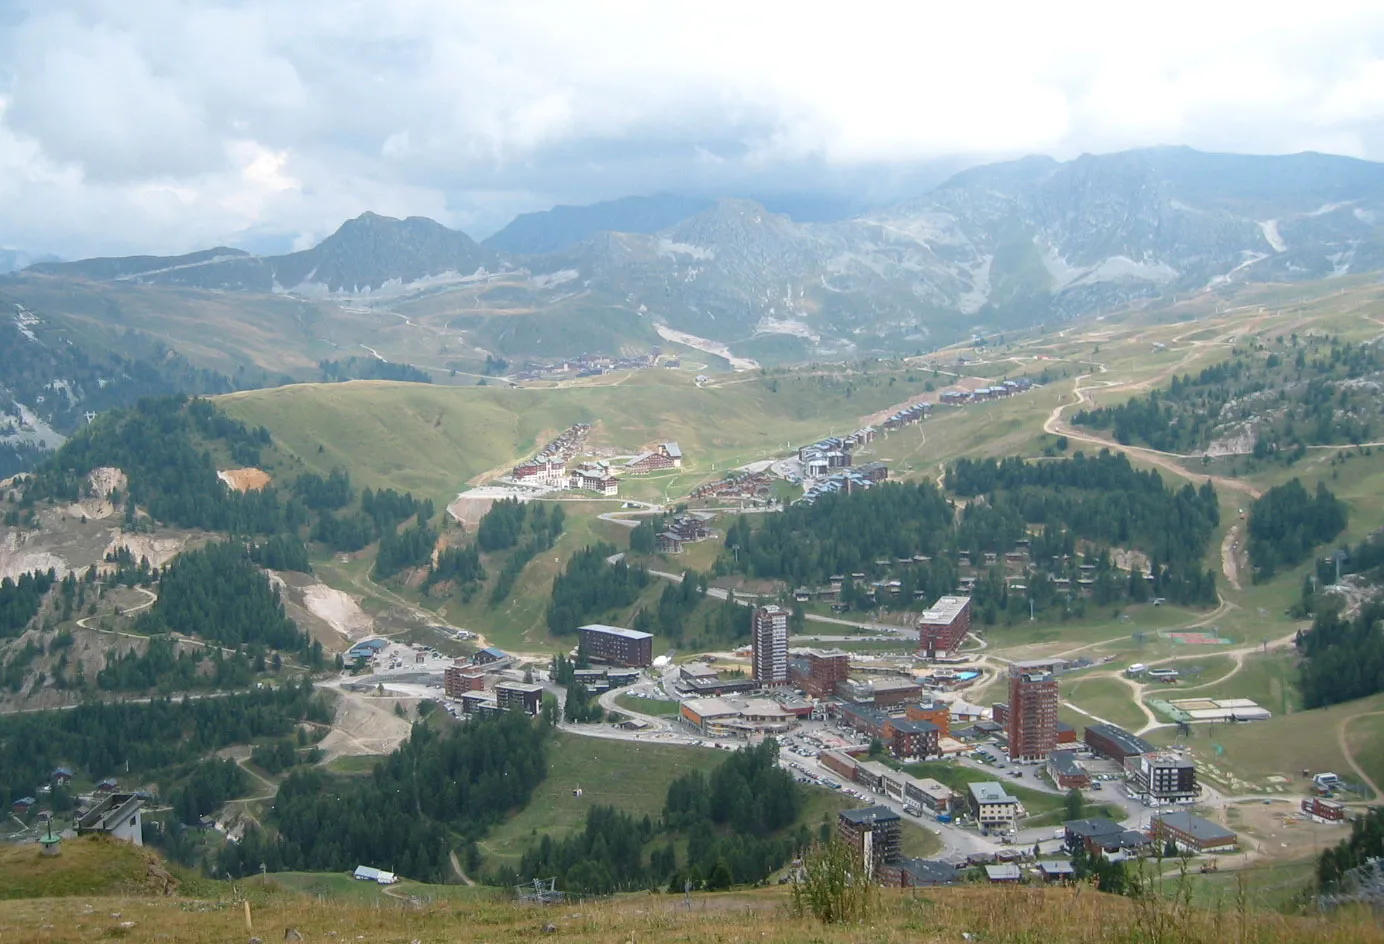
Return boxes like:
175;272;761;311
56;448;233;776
218;368;933;507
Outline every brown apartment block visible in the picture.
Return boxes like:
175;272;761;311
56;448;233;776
444;662;487;698
796;649;849;697
1007;663;1059;762
916;596;971;657
906;700;951;738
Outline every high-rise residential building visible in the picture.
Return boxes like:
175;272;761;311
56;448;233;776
751;605;789;686
1006;662;1059;762
915;595;972;657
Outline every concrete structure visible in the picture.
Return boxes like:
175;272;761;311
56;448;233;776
916;596;972;656
495;681;544;716
751;605;790;686
444;662;487;698
1047;750;1092;789
75;793;144;845
679;697;795;736
679;663;719;683
967;782;1020;831
1084;722;1155;762
1150;811;1237;853
578;624;654;667
838;806;901;879
1126;752;1198;805
1007;664;1059;762
792;648;850;698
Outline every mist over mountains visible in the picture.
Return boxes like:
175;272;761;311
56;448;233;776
13;146;1384;362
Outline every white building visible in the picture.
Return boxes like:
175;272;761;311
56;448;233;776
967;782;1020;831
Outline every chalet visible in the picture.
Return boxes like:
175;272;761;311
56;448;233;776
96;777;119;794
51;767;74;785
1037;860;1077;883
625;442;682;474
656;532;683;553
471;646;512;668
509;458;567;487
11;796;36;813
570;466;619;496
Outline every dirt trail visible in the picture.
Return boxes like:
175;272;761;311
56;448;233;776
1221;525;1243;590
1044;372;1261;499
1338;711;1384;801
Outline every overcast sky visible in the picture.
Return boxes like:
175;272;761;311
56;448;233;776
5;1;1384;259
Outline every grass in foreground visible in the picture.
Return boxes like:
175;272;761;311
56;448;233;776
0;835;167;900
2;879;1380;944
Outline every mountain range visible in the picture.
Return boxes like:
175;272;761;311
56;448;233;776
11;146;1384;365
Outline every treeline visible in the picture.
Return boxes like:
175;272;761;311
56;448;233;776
546;544;649;635
134;542;321;662
311;486;430;553
514;740;807;894
423;545;485;599
319;356;432;384
0;569;57;638
0;679;326;806
21;396;286;534
720;451;1219;622
168;758;248;826
1318;806;1384;889
218;711;548;882
372;518;437;581
250;735;322;775
96;636;259;693
1072;338;1384;455
1297;599;1384;709
1247;479;1347;582
483;500;565;605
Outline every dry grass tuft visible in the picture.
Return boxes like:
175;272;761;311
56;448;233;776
0;880;1382;944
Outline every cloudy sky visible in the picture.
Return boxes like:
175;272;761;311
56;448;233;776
4;0;1384;259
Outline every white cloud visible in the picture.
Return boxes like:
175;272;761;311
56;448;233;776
3;0;1384;256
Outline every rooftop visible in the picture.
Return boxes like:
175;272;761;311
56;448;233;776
495;681;544;694
968;782;1016;804
1064;817;1123;838
900;858;958;885
579;624;654;641
919;595;970;624
985;864;1022;881
1048;750;1086;776
1153;811;1237;843
1140;750;1196;769
891;718;939;735
1086;722;1155;755
839;805;900;826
